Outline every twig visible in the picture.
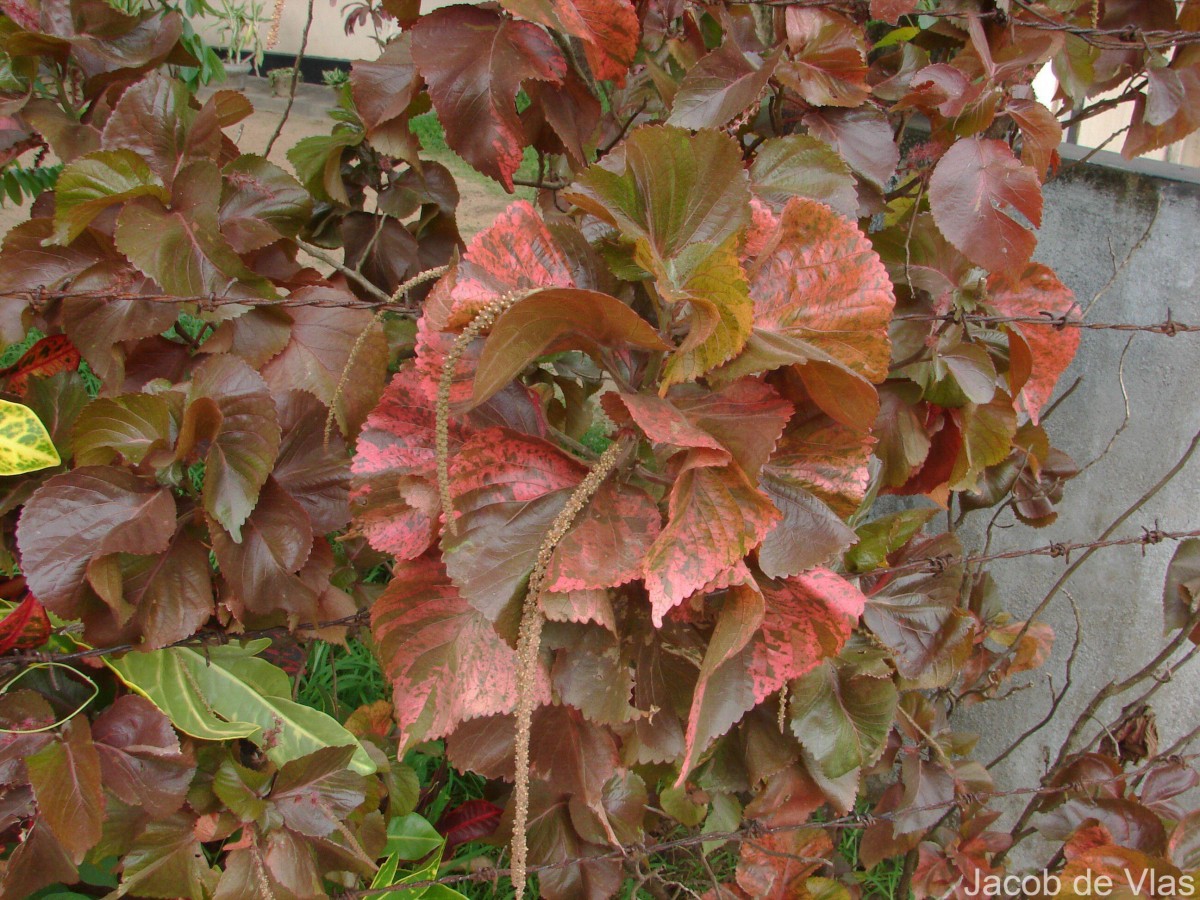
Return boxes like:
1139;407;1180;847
1077;336;1133;476
9;524;1200;673
986;591;1082;769
976;429;1200;686
295;241;393;304
263;0;316;158
998;607;1200;860
339;750;1200;897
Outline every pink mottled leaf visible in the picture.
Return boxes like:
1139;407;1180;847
543;479;661;593
678;570;866;781
351;365;545;560
443;428;586;624
987;264;1080;424
501;0;639;85
642;459;781;626
609;378;792;476
371;554;546;749
742;198;894;381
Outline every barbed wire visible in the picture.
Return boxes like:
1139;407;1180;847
709;0;1200;53
338;750;1200;897
0;287;418;314
895;311;1200;336
3;524;1196;674
3;286;1198;337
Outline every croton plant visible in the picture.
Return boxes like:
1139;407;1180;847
1;0;1198;897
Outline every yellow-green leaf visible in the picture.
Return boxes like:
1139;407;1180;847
107;640;376;775
0;399;61;475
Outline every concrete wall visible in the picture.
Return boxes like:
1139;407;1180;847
956;146;1200;858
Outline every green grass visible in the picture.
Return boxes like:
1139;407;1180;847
294;638;390;721
833;804;911;900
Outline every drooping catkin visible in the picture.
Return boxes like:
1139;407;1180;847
509;437;630;900
324;309;385;449
435;291;523;538
266;0;285;50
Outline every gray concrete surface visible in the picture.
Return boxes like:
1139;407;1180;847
955;148;1200;859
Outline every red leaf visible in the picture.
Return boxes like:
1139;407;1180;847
667;41;779;130
184;354;282;543
209;477;318;623
1123;48;1200;158
642;459;781;626
436;799;503;853
0;335;81;397
260;290;389;438
779;8;869;108
444;428;586;621
412;7;565;190
871;0;921;23
987;264;1079;423
16;467;176;619
371;554;547;749
1007;98;1063;179
92;694;195;819
350;34;419;137
929;138;1043;277
803;106;899;189
0;594;50;653
472;288;668;407
26;717;104;864
501;0;639;85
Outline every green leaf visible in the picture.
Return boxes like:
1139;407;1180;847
789;658;898;779
749;135;857;218
845;508;937;573
52;149;168;244
72;394;174;467
383;812;445;861
114;161;275;299
655;238;754;388
108;812;218;899
0;398;60;474
948;393;1017;492
564;125;750;263
660;784;708;827
287;129;363;205
107;641;376;774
